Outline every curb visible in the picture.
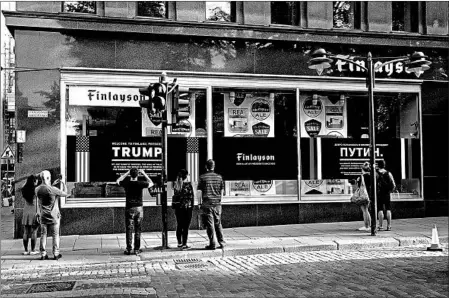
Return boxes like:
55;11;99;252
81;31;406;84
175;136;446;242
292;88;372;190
2;236;447;270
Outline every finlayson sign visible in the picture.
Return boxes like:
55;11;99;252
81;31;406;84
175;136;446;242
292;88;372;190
69;86;146;107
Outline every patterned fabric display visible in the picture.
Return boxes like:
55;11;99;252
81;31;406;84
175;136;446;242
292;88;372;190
75;136;90;182
186;137;199;182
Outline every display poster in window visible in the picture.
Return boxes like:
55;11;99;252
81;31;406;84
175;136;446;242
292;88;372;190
110;140;163;177
142;109;162;137
227;181;251;196
320;139;401;180
301;180;327;195
250;180;276;196
299;94;347;138
224;92;275;137
214;137;297;181
69;86;146;107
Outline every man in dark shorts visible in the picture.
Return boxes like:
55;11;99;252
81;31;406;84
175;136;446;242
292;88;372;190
117;168;153;255
198;159;226;250
375;159;396;231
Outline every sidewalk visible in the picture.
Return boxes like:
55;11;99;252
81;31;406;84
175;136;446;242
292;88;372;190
1;217;447;270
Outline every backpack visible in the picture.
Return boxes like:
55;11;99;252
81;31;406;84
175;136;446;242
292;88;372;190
377;171;395;195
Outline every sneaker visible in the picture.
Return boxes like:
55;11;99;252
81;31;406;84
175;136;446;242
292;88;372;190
124;250;131;255
29;251;39;255
358;227;369;231
182;245;191;250
386;226;392;231
205;244;216;250
218;241;226;248
54;254;62;260
377;226;384;231
177;243;183;248
22;251;30;255
40;255;49;260
134;249;143;255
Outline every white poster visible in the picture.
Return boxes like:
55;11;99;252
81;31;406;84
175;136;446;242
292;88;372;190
299;94;347;138
69;86;146;107
224;92;275;137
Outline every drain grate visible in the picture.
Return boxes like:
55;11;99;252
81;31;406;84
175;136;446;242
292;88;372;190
173;258;201;264
176;261;215;270
27;281;76;294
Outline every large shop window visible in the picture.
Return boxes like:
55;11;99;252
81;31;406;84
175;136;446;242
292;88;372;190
212;89;298;198
65;86;207;202
299;91;421;200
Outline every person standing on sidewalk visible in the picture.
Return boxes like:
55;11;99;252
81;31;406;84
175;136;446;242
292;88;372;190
117;168;153;255
20;175;40;255
36;170;69;260
172;169;194;249
198;159;226;250
356;162;371;232
376;159;396;231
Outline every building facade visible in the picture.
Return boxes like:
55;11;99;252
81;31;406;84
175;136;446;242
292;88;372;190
3;1;448;237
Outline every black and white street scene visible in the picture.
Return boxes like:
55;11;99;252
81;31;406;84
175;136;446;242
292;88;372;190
1;1;448;297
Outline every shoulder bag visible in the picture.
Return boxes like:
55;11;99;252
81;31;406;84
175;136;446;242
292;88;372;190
350;175;370;206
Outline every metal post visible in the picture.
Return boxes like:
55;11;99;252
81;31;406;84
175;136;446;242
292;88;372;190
367;52;378;236
161;111;169;248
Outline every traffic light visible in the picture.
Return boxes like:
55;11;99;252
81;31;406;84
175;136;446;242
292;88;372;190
139;83;167;116
172;85;192;124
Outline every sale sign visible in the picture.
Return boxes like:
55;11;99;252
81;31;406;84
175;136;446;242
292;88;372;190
300;94;347;138
224;92;275;137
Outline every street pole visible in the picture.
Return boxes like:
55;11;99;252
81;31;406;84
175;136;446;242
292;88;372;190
367;52;378;236
161;110;169;249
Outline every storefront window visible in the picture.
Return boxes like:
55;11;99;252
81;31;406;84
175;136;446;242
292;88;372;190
65;86;207;202
212;89;298;198
299;91;421;200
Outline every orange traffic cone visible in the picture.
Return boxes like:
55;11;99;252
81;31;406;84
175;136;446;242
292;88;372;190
427;225;443;251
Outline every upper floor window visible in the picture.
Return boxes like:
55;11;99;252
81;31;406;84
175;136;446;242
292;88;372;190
392;1;419;32
271;2;300;26
206;2;236;22
63;1;96;14
333;1;354;29
137;1;168;18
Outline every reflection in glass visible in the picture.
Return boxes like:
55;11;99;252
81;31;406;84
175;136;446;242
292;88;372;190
206;2;236;22
137;1;167;18
271;2;299;26
333;1;353;29
63;1;96;13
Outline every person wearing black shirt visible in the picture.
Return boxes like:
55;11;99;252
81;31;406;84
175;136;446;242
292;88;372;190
117;168;153;255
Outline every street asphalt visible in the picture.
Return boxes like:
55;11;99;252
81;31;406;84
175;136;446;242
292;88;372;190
1;207;447;270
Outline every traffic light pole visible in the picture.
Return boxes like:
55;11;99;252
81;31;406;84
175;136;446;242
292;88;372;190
161;111;169;249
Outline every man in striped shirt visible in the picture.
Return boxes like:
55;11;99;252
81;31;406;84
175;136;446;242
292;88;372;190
198;159;226;250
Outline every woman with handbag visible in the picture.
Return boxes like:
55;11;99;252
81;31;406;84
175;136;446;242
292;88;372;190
355;162;372;231
172;169;194;249
20;175;40;255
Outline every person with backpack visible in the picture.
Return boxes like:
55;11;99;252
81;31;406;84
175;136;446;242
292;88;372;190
375;159;396;231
